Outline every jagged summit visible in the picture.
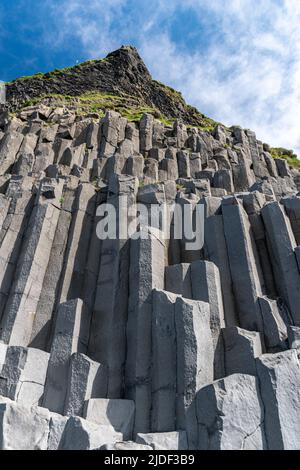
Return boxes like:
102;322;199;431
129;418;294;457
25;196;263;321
5;46;213;128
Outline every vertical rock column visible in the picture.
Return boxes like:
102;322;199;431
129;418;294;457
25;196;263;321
246;130;269;179
89;174;138;398
151;290;214;448
177;195;202;263
175;296;214;449
0;185;33;322
232;148;255;192
64;353;108;417
196;374;266;450
201;197;238;327
151;290;177;433
222;198;264;332
190;260;225;379
139;113;154;156
164;260;225;379
125;226;165;434
261;202;300;326
242;192;276;298
0;128;24;175
30;180;78;350
0;179;64;346
98;111;127;179
281;196;300;245
43;298;90;414
57;183;97;305
256;350;300;450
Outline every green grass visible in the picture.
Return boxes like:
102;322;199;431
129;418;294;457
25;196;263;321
153;80;183;99
270;147;300;169
14;89;221;134
7;54;219;133
6;57;112;85
13;91;177;127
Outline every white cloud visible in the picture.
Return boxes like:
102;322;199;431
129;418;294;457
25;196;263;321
43;0;300;153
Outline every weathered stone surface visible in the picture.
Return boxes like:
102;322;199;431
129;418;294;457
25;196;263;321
242;191;277;298
263;152;278;177
176;195;203;263
144;158;158;184
83;398;135;440
125;227;165;434
136;431;188;450
213;169;234;193
281;196;300;245
287;326;300;349
60;416;122;450
222;199;264;332
0;179;64;346
222;327;262;376
0;131;24;176
29;183;77;350
202;205;237;327
0;342;7;366
34;142;56;172
64;353;108;417
196;374;266;450
126;154;144;179
101;441;152;450
275;158;291;178
137;183;165;205
99;111;126;158
232;148;255;192
256;350;300;450
0;190;33;323
177;151;191;178
0;346;49;406
175;296;214;448
190;260;225;378
47;412;68;450
58;183;97;305
189;153;202;178
89;174;138;398
165;263;192;299
261;202;300;326
14;133;38;176
139;113;154;154
258;297;288;350
151;290;177;433
43;299;90;414
246;130;269;179
159;158;179;181
0;401;50;450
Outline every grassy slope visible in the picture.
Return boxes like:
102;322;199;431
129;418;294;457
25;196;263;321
16;90;218;131
7;58;299;168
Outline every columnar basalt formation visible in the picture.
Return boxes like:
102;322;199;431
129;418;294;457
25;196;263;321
0;46;300;450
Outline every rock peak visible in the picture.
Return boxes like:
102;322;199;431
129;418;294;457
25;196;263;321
5;46;208;127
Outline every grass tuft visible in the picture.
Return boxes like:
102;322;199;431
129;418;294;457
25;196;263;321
270;147;300;169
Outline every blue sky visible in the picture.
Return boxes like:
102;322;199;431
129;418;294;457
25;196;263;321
1;0;300;153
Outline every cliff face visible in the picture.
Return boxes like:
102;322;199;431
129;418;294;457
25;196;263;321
0;47;300;450
5;46;207;127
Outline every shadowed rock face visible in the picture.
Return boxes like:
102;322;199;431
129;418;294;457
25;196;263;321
0;46;299;450
5;46;204;126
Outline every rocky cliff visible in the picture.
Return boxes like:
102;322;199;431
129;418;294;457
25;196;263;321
0;46;300;450
5;45;211;128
